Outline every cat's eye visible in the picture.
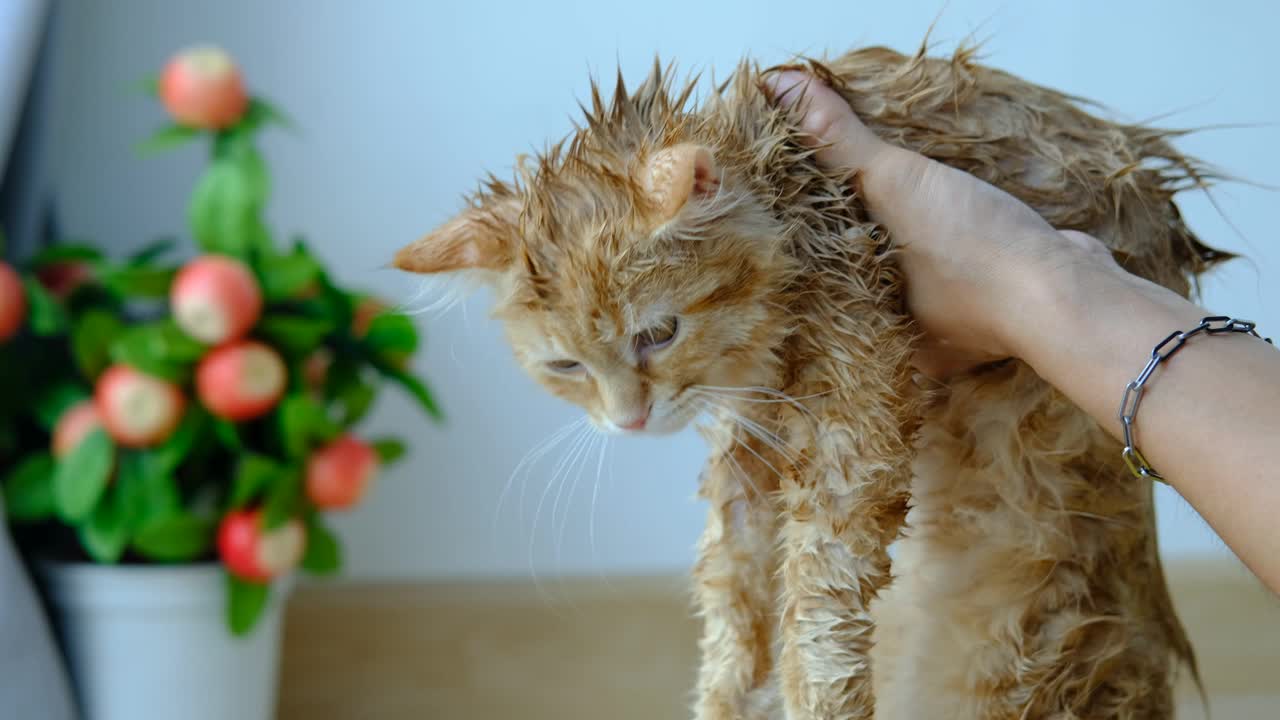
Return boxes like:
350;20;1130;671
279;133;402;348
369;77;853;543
634;316;679;354
547;359;584;374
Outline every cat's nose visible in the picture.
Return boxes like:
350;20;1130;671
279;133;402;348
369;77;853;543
617;408;649;431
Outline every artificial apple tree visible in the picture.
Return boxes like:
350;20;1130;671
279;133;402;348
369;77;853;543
0;46;437;634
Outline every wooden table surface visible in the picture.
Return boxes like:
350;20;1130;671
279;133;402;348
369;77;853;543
278;561;1279;719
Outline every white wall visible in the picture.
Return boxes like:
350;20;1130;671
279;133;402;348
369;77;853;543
45;0;1276;579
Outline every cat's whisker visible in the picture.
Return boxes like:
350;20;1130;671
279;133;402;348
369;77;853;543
704;399;802;464
395;280;443;315
691;392;768;448
730;424;791;490
551;425;598;551
517;418;588;536
546;428;596;605
398;275;472;319
701;394;798;489
537;423;593;548
555;429;602;564
690;385;831;420
691;388;813;424
493;416;584;551
721;447;774;582
692;397;769;503
722;429;766;503
587;435;610;577
528;422;592;608
694;384;836;404
737;416;801;462
395;276;433;309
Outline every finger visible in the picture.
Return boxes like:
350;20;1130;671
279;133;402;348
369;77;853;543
762;70;817;112
1057;229;1120;265
763;71;870;172
911;338;1007;381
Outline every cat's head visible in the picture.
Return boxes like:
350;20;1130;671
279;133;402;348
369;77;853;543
395;73;796;435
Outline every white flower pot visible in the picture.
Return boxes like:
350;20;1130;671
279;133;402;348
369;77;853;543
39;562;292;720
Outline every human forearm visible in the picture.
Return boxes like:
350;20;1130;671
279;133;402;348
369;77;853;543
1009;255;1280;592
767;70;1280;592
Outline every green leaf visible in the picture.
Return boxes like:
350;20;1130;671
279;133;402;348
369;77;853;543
278;394;338;458
261;469;301;529
188;142;271;257
127;238;178;266
211;129;252;160
212;419;242;450
101;265;175;298
53;429;115;522
238;98;295;134
157;321;208;361
132;514;215;561
255;315;334;355
226;574;271;636
363;313;418;357
232;454;285;507
146;408;206;475
29;244;103;268
34;383;91;429
136;124;200;155
72;310;124;380
338;379;377;426
320;359;376;424
371;438;406;465
116;453;180;528
3;453;56;520
301;517;341;575
110;321;206;381
78;487;131;563
294;284;352;330
382;367;443;422
23;277;67;335
258;250;321;301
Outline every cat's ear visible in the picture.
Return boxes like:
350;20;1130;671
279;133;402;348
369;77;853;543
642;143;721;221
394;197;520;274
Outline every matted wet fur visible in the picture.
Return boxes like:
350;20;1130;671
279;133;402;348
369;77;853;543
395;41;1229;719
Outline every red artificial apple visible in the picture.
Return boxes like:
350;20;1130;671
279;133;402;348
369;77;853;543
0;262;26;342
305;434;379;510
217;509;305;583
36;261;93;299
351;294;411;369
159;46;249;130
52;400;104;457
171;255;262;345
350;295;387;339
302;346;333;392
196;340;286;421
94;365;186;447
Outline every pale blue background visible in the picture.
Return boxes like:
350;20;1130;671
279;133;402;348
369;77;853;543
43;1;1276;578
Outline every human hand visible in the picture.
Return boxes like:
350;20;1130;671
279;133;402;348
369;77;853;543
763;70;1118;378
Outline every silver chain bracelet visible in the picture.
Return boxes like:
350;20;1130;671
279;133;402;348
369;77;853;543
1119;316;1274;481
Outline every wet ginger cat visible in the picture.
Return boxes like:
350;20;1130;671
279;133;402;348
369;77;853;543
395;44;1226;719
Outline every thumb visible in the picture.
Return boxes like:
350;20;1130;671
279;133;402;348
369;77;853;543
763;70;883;174
911;335;1009;381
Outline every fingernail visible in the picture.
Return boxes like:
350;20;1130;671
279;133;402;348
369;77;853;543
761;74;781;99
762;72;802;108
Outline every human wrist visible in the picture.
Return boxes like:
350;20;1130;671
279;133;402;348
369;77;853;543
1003;245;1204;388
859;144;929;222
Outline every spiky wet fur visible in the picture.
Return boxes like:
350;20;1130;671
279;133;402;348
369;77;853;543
398;43;1228;719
